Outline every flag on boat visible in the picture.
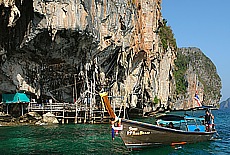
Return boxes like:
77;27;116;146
194;91;202;107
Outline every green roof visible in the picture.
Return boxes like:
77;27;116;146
2;93;30;104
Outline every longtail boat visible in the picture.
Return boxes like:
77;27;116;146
100;92;217;149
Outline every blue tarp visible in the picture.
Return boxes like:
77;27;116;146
2;93;30;104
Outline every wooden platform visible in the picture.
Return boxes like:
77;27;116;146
28;102;111;124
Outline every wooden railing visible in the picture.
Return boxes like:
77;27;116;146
29;102;72;112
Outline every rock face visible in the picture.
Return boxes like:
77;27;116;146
220;98;230;110
0;111;43;126
0;0;221;114
42;112;59;124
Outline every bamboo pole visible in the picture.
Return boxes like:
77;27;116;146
7;104;9;115
74;74;78;124
21;104;23;116
90;80;92;123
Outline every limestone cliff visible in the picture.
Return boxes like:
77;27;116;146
0;0;221;114
172;47;221;110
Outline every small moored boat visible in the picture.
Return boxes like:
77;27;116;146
100;92;217;149
119;115;216;149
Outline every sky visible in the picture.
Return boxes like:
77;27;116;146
161;0;230;102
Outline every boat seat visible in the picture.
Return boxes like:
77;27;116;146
187;125;205;132
174;127;180;130
197;125;205;132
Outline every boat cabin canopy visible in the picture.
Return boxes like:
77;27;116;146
156;114;206;132
2;93;30;104
156;114;184;121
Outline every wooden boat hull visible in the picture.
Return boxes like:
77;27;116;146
120;119;216;148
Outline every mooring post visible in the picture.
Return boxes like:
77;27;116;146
75;103;78;124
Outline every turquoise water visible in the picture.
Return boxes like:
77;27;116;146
0;110;229;155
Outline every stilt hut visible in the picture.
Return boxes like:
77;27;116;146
2;92;30;116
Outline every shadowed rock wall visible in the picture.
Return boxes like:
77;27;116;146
0;0;221;113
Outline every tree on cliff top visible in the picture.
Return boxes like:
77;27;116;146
159;19;177;51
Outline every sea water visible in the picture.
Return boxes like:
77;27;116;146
0;110;229;155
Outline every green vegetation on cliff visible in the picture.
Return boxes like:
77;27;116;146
173;51;190;94
153;95;161;105
159;19;177;51
176;48;222;105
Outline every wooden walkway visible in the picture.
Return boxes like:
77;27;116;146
28;102;111;124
